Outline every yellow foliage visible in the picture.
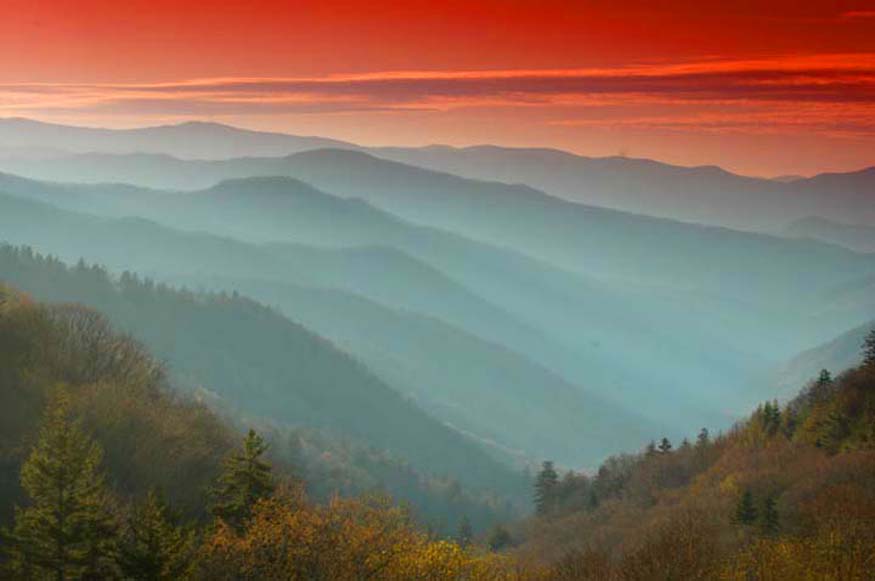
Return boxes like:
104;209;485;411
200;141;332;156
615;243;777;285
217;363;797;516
718;474;739;497
196;492;531;580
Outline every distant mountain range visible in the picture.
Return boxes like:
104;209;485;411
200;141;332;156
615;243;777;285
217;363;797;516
0;117;354;159
1;117;872;231
369;146;875;231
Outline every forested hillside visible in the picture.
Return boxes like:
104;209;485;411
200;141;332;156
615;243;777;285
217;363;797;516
0;284;522;578
0;246;529;532
4;279;873;579
513;338;875;578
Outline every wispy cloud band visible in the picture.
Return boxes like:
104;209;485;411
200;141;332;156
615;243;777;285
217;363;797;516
2;54;873;137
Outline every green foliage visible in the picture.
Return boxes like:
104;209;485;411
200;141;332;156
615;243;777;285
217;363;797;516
762;400;782;436
696;428;711;449
795;365;875;452
533;461;559;516
759;494;779;536
120;489;195;580
211;429;275;531
657;437;673;454
733;489;758;526
816;368;833;393
864;329;875;367
3;391;118;579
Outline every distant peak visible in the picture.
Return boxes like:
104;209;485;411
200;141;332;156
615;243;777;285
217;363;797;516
288;148;380;162
205;175;332;200
159;120;240;132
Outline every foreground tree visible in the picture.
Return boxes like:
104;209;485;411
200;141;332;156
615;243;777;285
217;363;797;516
4;391;118;579
211;429;275;530
120;489;194;580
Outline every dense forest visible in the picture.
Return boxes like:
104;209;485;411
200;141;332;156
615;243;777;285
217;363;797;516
0;245;525;537
0;283;517;578
516;339;875;579
2;272;874;578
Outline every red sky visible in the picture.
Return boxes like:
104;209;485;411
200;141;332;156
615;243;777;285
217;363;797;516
1;0;874;176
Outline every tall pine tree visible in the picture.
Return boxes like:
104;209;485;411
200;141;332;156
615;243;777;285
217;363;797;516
658;437;673;454
120;489;194;580
759;494;779;536
4;391;118;580
733;489;758;526
696;428;710;448
211;429;275;530
864;329;875;368
533;461;559;516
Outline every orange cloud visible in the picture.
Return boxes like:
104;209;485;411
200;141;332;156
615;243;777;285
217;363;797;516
2;53;873;118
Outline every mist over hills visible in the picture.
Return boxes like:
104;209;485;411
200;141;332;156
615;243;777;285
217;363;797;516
370;145;875;231
5;167;867;433
784;216;875;253
1;117;874;515
0;190;660;467
1;118;872;232
0;242;513;493
772;319;875;399
0;118;354;159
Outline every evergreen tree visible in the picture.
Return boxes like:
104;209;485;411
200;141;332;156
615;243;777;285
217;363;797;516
864;329;875;367
645;440;657;457
762;401;781;436
818;408;849;453
533;461;559;516
456;516;473;548
211;429;275;530
733;489;757;526
696;428;709;448
759;494;779;536
658;437;672;454
4;391;118;579
120;489;194;580
813;369;832;398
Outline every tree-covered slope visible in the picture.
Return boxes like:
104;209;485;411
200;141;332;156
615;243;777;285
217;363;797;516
0;245;516;492
175;274;655;464
513;345;875;579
